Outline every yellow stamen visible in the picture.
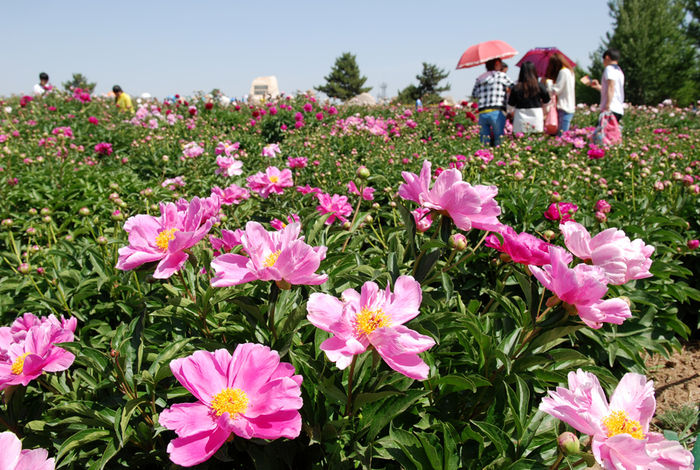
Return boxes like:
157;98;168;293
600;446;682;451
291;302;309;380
263;250;281;267
155;228;178;251
210;388;248;418
269;175;280;183
602;410;645;440
11;352;31;375
355;307;391;336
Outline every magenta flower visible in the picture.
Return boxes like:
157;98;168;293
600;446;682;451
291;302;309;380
412;207;433;233
595;199;612;214
211;221;327;287
544;202;578;223
0;320;76;390
162;176;186;191
587;146;606;159
116;198;213;279
316;193;353;225
347;181;375;201
529;246;632;329
215;140;239;157
246;166;293;199
215;156;243;177
287;157;308;169
94;142;113;156
0;431;55;470
270;214;300;230
182;142;204;159
211;184;250;205
159;344;303;467
540;369;693;470
261;143;281;158
297;184;322;196
485;225;558;266
399;160;501;231
560;221;654;285
209;229;244;256
306;275;435;380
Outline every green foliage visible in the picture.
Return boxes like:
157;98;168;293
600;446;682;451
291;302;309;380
397;63;450;105
62;73;97;93
315;52;372;101
591;0;699;106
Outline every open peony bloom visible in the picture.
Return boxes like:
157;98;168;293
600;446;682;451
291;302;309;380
529;246;631;329
116;197;213;279
159;344;303;467
560;221;654;285
211;184;250;205
246;166;293;198
215;156;243;177
544;202;578;223
306;275;435;380
399;160;501;231
485;225;558;266
540;370;693;470
0;431;55;470
316;193;353;225
210;221;327;287
0;315;76;390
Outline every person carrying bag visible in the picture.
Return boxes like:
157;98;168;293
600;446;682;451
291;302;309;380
592;111;622;146
544;94;558;136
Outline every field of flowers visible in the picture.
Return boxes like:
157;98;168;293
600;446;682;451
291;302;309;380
0;91;698;469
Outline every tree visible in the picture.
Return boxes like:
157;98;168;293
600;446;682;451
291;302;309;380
396;63;451;105
62;73;96;93
316;52;371;101
591;0;697;105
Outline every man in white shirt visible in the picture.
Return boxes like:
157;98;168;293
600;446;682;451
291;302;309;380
33;72;53;96
590;49;625;122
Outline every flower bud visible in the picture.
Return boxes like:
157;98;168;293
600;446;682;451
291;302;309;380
550;192;562;202
96;236;108;245
79;207;90;216
342;221;352;230
1;218;13;227
558;432;580;455
18;263;31;275
42;215;52;223
112;210;124;221
275;279;292;290
356;166;370;179
449;233;468;251
40;207;51;216
543;229;555;241
595;211;607;223
36;267;45;275
688;239;699;250
28;208;38;215
364;215;373;224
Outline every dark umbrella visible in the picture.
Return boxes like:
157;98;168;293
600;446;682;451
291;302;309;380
515;47;576;77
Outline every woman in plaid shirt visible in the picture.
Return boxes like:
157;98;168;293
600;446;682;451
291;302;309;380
471;58;514;147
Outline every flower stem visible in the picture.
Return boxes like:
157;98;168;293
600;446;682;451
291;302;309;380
268;283;280;341
548;452;564;470
341;183;365;253
346;355;358;417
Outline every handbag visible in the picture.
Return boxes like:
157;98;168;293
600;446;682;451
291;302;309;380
544;95;558;135
592;112;622;146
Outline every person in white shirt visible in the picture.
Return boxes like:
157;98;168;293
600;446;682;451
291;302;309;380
590;49;625;122
544;52;576;134
33;72;53;96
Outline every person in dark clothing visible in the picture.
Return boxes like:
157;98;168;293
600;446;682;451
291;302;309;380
508;61;550;134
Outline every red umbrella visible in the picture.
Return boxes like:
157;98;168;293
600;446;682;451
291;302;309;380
516;47;577;77
456;40;518;69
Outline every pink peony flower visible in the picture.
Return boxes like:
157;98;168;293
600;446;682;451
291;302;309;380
544;202;578;223
595;199;612;214
0;431;55;470
347;181;375;201
182;142;204;159
485;225;557;266
687;239;699;250
88;116;99;125
529;246;632;328
315;193;353;225
246;167;293;199
261;143;281;158
0;318;76;390
287;156;308;169
540;370;693;470
306;275;435;380
560;221;654;285
159;344;303;467
270;214;300;230
116;198;213;279
209;229;244;256
94;142;113;156
211;184;250;205
210;222;327;287
399;160;501;231
587;146;606;159
215;156;243;177
215;141;240;157
162;176;186;191
297;184;322;195
412;207;433;233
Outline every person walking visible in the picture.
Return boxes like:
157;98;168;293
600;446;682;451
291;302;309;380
508;61;550;134
544;52;575;134
589;48;625;122
112;85;134;113
471;58;514;146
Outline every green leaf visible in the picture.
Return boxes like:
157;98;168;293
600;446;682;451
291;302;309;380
57;429;111;462
362;390;430;440
471;420;512;454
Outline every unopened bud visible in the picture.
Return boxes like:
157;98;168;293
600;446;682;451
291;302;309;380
550;193;562;202
18;263;31;275
342;221;352;230
499;253;512;263
543;230;555;241
356;166;370;179
449;233;468;251
558;432;580;455
79;207;90;216
40;207;51;216
96;236;108;245
364;215;373;224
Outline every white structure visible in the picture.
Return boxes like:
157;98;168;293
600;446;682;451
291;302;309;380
347;92;376;106
249;76;280;103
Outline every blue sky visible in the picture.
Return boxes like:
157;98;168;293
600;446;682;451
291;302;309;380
2;1;613;100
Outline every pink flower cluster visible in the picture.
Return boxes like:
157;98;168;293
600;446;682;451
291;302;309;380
307;275;435;380
182;142;204;159
0;313;77;390
347;181;375;200
287;156;308;168
270;214;300;230
485;225;556;266
162;176;186;190
246;166;293;198
541;370;693;470
262;143;282;158
211;184;250;205
116;197;214;278
215;156;243;177
94;142;113;156
211;221;327;287
159;344;303;467
316;193;353;225
399;160;501;231
215;140;240;157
